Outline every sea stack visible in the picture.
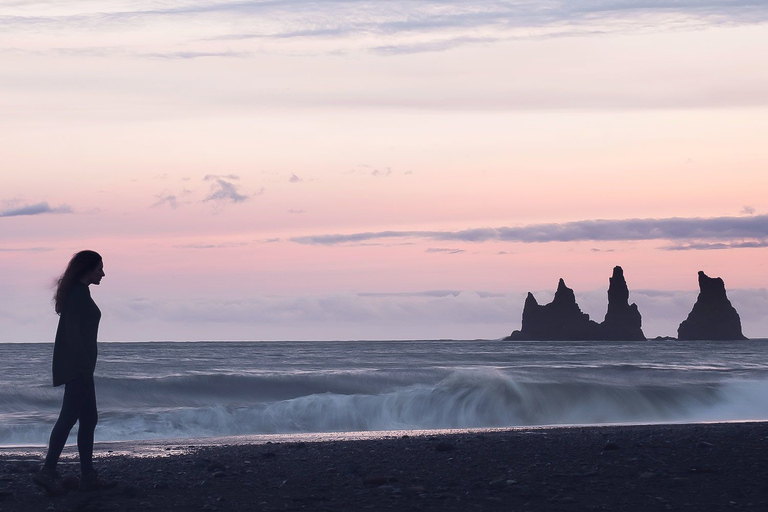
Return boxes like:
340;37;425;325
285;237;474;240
677;271;747;340
506;278;602;341
505;266;647;341
600;266;646;341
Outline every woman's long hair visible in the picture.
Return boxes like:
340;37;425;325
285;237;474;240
53;250;102;315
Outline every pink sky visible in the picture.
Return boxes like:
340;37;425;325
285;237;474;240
2;1;768;341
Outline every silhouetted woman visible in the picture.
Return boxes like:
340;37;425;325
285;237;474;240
33;250;113;494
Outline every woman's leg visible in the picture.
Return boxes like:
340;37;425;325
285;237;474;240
43;376;88;470
77;374;98;474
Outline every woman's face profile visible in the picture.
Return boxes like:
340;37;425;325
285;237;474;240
82;261;105;286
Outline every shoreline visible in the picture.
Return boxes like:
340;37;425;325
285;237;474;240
2;419;766;455
3;421;768;511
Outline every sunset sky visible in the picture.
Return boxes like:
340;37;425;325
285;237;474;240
2;0;768;341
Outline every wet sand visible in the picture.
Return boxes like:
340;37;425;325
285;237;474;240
2;422;767;511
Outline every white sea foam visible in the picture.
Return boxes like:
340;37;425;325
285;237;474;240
3;369;768;445
2;340;768;446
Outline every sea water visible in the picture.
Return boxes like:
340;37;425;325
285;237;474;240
2;339;768;447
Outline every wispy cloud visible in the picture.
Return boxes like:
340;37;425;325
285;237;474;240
0;246;53;252
426;247;465;254
5;0;768;55
152;193;179;209
173;242;252;249
291;214;768;248
0;201;72;218
141;50;250;60
742;205;756;215
203;175;251;204
663;241;768;251
371;35;502;56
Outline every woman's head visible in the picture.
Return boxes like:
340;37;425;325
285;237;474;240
53;250;104;314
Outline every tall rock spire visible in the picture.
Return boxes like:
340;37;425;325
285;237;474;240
678;271;747;340
600;266;645;341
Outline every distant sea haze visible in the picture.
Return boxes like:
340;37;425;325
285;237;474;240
2;340;767;447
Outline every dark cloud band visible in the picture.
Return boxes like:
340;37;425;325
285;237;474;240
0;202;72;218
4;1;767;41
290;214;768;247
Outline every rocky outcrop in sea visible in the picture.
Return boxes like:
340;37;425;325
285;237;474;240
600;266;646;341
506;266;645;341
677;271;747;340
506;278;601;341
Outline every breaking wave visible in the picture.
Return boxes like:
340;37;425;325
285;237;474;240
3;368;768;445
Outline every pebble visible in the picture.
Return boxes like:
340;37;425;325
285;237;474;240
123;485;139;498
62;476;80;490
363;475;395;486
435;443;456;453
488;479;507;489
207;462;226;473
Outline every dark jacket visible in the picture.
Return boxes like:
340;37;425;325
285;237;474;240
52;282;101;387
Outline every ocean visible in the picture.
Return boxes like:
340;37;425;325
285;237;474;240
2;339;767;447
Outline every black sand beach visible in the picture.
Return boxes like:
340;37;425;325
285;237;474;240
2;422;767;511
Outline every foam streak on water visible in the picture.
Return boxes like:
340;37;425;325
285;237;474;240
1;339;768;446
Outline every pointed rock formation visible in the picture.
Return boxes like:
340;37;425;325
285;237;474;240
600;266;646;341
677;271;747;340
505;266;647;341
506;278;602;341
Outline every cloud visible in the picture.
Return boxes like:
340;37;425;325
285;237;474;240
0;201;72;218
288;209;305;214
371;35;502;56
426;247;465;254
345;165;409;178
662;241;768;251
110;290;523;328
0;247;53;252
99;287;768;340
289;174;302;183
142;50;250;59
203;175;250;204
152;193;179;209
173;242;251;249
370;167;393;177
6;0;768;57
290;214;768;248
742;205;756;215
